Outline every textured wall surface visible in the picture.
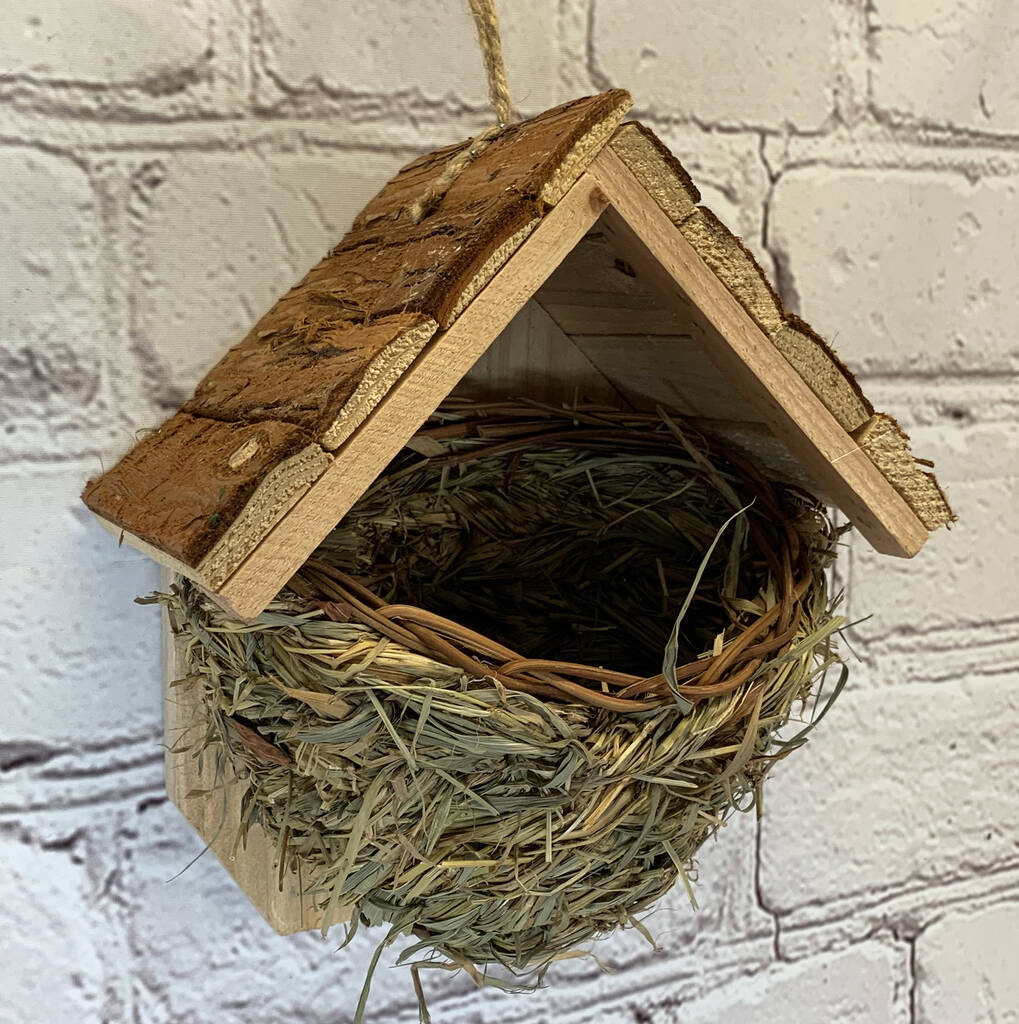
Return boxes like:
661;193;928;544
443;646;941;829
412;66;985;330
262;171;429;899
1;2;1015;1022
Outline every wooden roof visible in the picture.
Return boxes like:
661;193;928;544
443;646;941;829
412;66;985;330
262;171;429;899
83;90;952;619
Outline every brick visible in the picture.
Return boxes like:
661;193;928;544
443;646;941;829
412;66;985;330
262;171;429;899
128;149;412;398
1;9;1015;1022
635;942;906;1024
848;421;1018;642
0;148;106;460
118;799;439;1021
871;2;1019;132
0;0;210;86
759;672;1019;916
915;903;1019;1023
0;745;163;841
259;0;567;116
0;463;161;746
0;832;106;1023
590;0;836;130
769;168;1019;374
773;872;1019;964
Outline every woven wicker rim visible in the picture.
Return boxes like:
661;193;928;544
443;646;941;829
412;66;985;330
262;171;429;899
287;405;815;716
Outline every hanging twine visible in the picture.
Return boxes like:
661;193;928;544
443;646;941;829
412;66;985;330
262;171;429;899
467;0;514;126
408;0;516;223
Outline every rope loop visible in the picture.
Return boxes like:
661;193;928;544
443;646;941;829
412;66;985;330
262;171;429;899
408;0;516;224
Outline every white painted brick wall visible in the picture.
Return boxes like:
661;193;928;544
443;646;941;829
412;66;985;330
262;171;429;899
258;0;571;117
638;943;912;1024
0;833;107;1023
0;149;104;461
848;419;1019;643
0;0;248;118
870;1;1019;133
1;2;1015;1022
589;0;838;130
759;673;1019;916
127;149;412;400
915;904;1019;1023
0;463;161;746
0;0;211;85
769;169;1019;374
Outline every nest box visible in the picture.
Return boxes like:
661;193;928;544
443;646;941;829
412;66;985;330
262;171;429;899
82;90;952;933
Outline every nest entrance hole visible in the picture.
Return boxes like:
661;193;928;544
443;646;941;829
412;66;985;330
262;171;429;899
315;405;780;682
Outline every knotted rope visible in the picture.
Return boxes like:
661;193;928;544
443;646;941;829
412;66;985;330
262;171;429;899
408;0;516;223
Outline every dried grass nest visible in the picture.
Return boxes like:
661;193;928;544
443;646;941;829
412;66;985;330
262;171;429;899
165;399;847;1015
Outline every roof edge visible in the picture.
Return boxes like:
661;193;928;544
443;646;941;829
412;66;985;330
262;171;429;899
607;120;953;533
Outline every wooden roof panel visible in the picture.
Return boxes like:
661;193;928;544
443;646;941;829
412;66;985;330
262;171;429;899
82;91;633;576
183;312;438;450
82;413;327;567
274;197;539;328
81;92;953;620
350;91;632;234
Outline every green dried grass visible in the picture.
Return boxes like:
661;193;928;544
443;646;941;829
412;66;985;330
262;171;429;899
162;401;847;1017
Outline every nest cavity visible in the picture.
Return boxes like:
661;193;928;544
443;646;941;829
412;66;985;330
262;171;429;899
166;400;846;1003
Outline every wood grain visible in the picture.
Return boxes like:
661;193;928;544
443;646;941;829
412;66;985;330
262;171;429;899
97;108;946;633
82;92;631;579
569;331;768;423
588;146;929;558
608;121;701;225
531;228;768;425
347;92;630;233
457;298;627;407
82;414;325;567
537;293;681;336
183;313;438;447
536;232;680;336
279;90;631;329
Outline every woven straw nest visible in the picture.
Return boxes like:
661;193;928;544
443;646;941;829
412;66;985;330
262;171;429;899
166;400;847;1014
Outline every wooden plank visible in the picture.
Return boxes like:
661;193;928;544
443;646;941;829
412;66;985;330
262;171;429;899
82;413;328;568
214;172;611;620
536;294;681;336
672;420;833;497
161;570;348;934
348;91;631;230
82;92;631;586
536;232;680;336
539;232;648;295
457;299;627;407
588;146;929;559
569;332;768;423
183;313;438;450
280;91;631;328
608;121;700;224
